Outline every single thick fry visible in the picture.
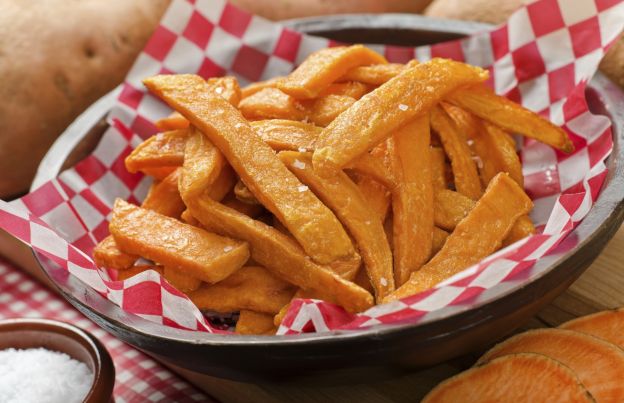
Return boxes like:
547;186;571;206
250;119;320;151
206;76;241;107
116;265;163;281
206;165;237;202
387;173;533;300
432;227;449;255
142;169;186;219
431;106;482;200
222;193;265;218
141;166;177;180
241;76;282;99
155;112;190;131
188;266;296;314
234;180;260;205
185;195;374;313
449;85;574;153
503;214;535;246
318;81;370;99
110;199;249;284
430;147;447;190
389;116;434;286
307;94;356;127
338;63;405;85
124;129;188;174
93;235;138;270
434;189;476;231
277;45;387;99
179;129;226;199
313;59;489;173
347;152;395;190
280;151;394;301
354;174;391;223
238;88;306;120
144;74;355;264
236;310;277;335
163;266;202;293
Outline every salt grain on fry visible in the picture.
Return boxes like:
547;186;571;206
297;185;309;192
292;159;306;169
398;104;409;111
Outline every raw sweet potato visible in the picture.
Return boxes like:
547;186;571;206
110;199;249;284
236;310;277;335
124;129;188;174
144;74;355;265
424;353;594;403
560;308;624;348
163;266;202;293
250;119;320;151
179;129;226;199
238;88;306;120
478;329;624;403
338;63;405;85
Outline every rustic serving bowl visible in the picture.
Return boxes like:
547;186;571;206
0;318;115;402
31;15;624;383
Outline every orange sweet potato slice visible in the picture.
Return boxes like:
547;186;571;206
236;310;277;335
124;129;189;174
423;353;594;403
241;76;282;99
478;328;624;403
346;152;395;190
449;85;574;153
238;88;306;120
93;235;138;270
502;214;535;246
144;74;355;264
206;76;242;107
387;173;532;300
188;266;296;314
388;116;434;286
313;59;489;173
338;63;405;85
179;129;227;199
278;45;387;99
141;168;186;219
163;266;202;293
155;111;190;131
560;309;624;348
354;175;391;223
110;199;249;284
432;227;448;255
140;166;178;180
434;189;477;231
206;164;237;202
318;81;371;99
234;180;261;205
185;194;374;313
431;106;482;200
250;119;320;151
115;265;164;281
307;94;356;127
280;151;394;301
430;147;447;190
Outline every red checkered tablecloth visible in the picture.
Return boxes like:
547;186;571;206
0;259;213;403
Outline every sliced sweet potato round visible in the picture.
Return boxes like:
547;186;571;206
424;353;594;403
560;309;624;348
478;329;624;403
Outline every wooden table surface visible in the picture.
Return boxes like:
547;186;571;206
172;224;624;402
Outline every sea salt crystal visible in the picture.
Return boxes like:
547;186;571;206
297;147;307;153
234;123;244;129
426;86;434;92
292;159;306;169
398;104;408;111
380;277;388;286
214;86;224;94
297;185;309;192
223;246;234;252
0;348;93;403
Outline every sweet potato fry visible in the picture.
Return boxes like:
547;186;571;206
313;59;488;173
144;74;355;264
502;215;535;246
278;45;387;99
318;81;370;99
206;165;237;202
431;106;482;200
179;129;227;199
280;151;394;301
241;76;282;99
449;85;574;153
346;152;395;190
110;199;249;284
181;209;199;226
155;111;189;131
307;94;356;127
222;193;265;218
188;266;296;314
430;147;447;190
163;266;202;293
238;88;306;120
236;310;277;335
93;235;138;270
250;119;320;151
432;227;449;255
354;174;391;223
273;288;317;327
388;116;434;286
434;189;476;231
337;63;405;85
234;180;260;205
115;265;164;281
387;173;533;300
141;169;186;219
140;166;177;180
185;194;374;313
124;129;188;174
206;76;241;107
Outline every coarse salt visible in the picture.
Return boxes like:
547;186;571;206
398;104;408;111
223;246;233;252
297;147;307;153
234;123;244;129
297;185;308;192
380;277;388;286
292;159;306;169
214;86;224;94
0;348;93;403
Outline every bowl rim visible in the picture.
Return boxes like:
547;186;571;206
30;15;624;348
0;318;115;402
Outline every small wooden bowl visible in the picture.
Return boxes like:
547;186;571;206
0;318;115;402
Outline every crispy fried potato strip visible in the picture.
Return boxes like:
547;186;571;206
278;45;387;99
141;169;186;219
346;153;395;190
389;116;434;286
206;76;242;107
144;74;355;264
179;129;227;199
280;151;394;301
236;310;277;335
313;59;488;173
434;189;476;231
221;193;265;218
241;76;283;99
124;129;188;174
185;194;374;313
387;173;533;300
503;214;535;246
238;88;306;120
338;63;405;85
116;265;164;281
155;112;190;131
430;147;448;190
354;174;391;223
449;85;573;153
234;180;261;205
318;81;370;99
432;227;449;255
250;119;320;151
110;199;249;283
140;166;178;180
307;94;356;127
188;266;295;314
163;266;202;293
93;235;138;270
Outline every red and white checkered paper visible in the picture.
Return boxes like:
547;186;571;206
0;0;622;335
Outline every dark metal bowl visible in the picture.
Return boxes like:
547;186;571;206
31;15;624;384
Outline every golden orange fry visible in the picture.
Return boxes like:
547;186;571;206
110;199;249;284
188;266;296;314
241;76;282;99
140;166;178;180
273;288;318;327
155;111;190;131
278;45;387;99
338;63;405;85
124;129;188;174
115;265;163;281
430;147;448;190
354;175;391;223
163;266;202;293
144;74;355;264
434;189;476;231
431;106;482;200
206;165;237;202
388;116;434;286
449;85;574;153
179;129;227;199
206;76;241;107
307;94;356;127
93;235;138;270
280;151;394;301
141;168;186;219
236;310;277;335
221;193;265;218
347;152;395;190
318;81;371;99
313;59;489;173
503;215;535;246
238;88;306;120
250;119;320;151
432;227;449;255
185;194;374;313
387;173;533;300
234;180;260;205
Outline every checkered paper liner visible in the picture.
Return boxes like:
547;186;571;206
0;0;622;335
